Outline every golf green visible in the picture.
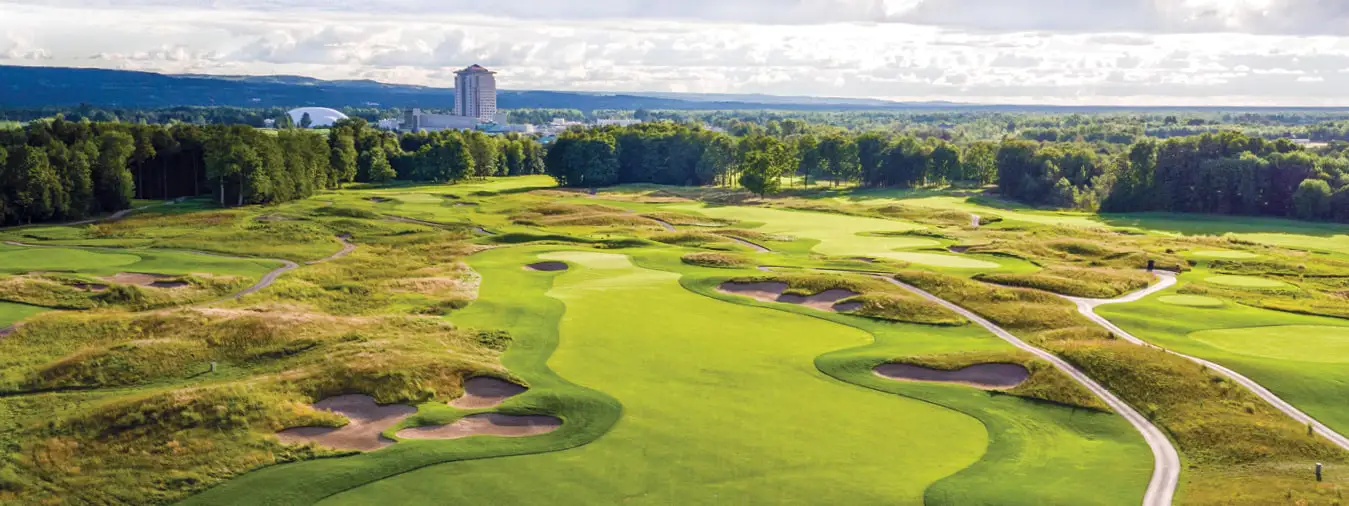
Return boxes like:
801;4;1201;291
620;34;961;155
1190;250;1260;259
0;245;140;273
1158;295;1224;308
1204;275;1291;289
1191;326;1349;363
679;205;997;269
320;250;988;505
0;301;46;328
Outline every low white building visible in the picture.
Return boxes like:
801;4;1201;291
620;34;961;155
596;119;643;127
402;108;476;132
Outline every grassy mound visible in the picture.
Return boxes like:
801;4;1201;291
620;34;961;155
649;231;733;247
890;351;1108;411
641;212;730;227
842;293;968;326
680;252;750;268
975;266;1153;298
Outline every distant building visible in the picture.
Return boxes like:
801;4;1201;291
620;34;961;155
596;119;643;127
454;65;498;123
287;107;349;128
403;108;476;132
376;118;402;130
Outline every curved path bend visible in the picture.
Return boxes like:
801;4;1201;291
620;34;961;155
2;240;303;301
878;275;1180;506
646;216;772;253
1066;271;1349;452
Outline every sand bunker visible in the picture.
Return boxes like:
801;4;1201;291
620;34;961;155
525;261;569;272
368;197;392;203
276;395;416;451
832;301;864;312
874;363;1030;389
396;413;561;440
103;272;187;288
450;377;528;409
718;282;860;312
947;245;972;253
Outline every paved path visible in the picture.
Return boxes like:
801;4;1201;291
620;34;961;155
970;213;981;228
306;235;356;265
2;240;300;302
878;276;1180;506
645;217;772;253
1066;271;1349;451
648;217;677;232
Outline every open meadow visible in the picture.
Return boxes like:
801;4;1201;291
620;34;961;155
1;177;1347;505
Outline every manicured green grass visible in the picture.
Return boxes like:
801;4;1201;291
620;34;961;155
1158;295;1224;308
318;248;990;505
0;301;46;327
1098;279;1349;436
0;244;280;279
841;191;1106;229
1190;326;1349;364
1203;275;1291;289
0;244;140;273
678;205;1000;269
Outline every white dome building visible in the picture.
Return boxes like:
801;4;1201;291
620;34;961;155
287;107;349;128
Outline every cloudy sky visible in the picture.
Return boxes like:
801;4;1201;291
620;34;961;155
4;0;1349;105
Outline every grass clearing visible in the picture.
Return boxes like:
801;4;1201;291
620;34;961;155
1190;326;1349;364
1158;295;1225;308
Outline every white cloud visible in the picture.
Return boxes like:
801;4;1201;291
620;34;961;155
2;1;1349;105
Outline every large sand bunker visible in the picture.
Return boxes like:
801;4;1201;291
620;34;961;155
103;272;189;289
874;363;1030;389
718;282;860;312
396;413;561;440
276;395;416;451
450;377;528;409
525;261;569;272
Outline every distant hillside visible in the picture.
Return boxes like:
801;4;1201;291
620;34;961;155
0;65;927;111
3;65;1347;113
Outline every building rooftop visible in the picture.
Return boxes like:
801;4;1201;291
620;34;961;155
457;64;495;74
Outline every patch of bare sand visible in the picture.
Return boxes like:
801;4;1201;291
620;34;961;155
525;261;568;272
832;301;864;312
103;272;186;288
873;363;1030;390
396;413;560;440
276;395;416;451
777;289;860;311
450;377;528;409
717;282;859;312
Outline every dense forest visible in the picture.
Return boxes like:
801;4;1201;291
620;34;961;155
544;123;1349;222
0;118;544;226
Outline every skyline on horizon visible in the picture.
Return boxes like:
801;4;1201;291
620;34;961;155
5;1;1349;107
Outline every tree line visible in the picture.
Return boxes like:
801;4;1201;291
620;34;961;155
544;123;999;195
1;117;545;225
545;123;1347;222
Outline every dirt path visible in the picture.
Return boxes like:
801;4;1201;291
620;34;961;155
877;275;1180;506
306;235;355;265
1066;271;1349;452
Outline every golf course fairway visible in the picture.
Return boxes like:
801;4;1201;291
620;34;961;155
677;205;1000;269
320;249;989;505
